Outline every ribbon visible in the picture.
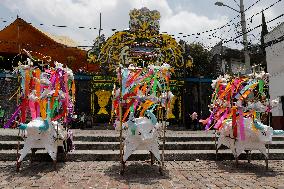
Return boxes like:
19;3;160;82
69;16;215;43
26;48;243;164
205;112;214;130
20;98;28;123
214;110;229;129
4;105;21;128
24;69;31;98
29;100;37;120
40;99;47;119
238;107;245;140
64;72;69;122
39;119;49;131
258;80;265;94
232;106;237;138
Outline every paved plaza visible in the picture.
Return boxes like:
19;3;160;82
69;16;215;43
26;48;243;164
0;160;283;189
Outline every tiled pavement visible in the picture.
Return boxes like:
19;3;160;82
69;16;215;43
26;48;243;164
0;160;283;189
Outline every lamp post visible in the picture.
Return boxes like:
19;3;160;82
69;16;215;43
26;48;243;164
215;1;251;74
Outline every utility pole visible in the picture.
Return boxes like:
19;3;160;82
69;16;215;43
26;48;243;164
240;0;251;74
215;0;251;74
98;12;102;50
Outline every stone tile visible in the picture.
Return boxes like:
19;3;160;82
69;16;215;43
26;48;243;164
0;160;283;188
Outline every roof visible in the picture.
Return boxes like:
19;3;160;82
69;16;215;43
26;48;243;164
41;31;79;47
0;18;98;72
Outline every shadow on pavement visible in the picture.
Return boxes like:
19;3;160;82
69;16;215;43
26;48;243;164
216;160;283;178
104;161;170;185
1;161;65;181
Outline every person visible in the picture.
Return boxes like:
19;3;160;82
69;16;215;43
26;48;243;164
190;112;199;130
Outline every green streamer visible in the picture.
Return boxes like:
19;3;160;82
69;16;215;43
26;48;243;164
258;80;264;94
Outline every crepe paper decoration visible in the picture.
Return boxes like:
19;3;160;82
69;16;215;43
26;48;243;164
113;64;173;137
251;121;258;132
139;100;155;117
253;121;284;136
29;100;37;120
35;101;40;118
19;123;28;130
206;73;284;164
152;78;158;96
126;69;143;88
39;119;49;131
4;105;21;128
20;99;28;123
17;118;67;163
241;83;258;100
35;69;41;97
40;99;47;119
71;80;76;102
219;83;231;100
273;130;284;135
24;69;31;97
235;80;257;100
64;72;69;122
217;117;273;159
232;106;237;138
20;70;25;96
6;59;75;127
258;80;265;94
123;116;160;162
205;112;214;130
214;110;229;130
238;107;245;141
146;110;158;125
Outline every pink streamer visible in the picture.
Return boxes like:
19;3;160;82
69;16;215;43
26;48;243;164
214;110;228;129
29;101;37;120
64;72;69;122
238;107;245;140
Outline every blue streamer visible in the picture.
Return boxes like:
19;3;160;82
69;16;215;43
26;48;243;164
146;110;157;125
273;130;284;135
39;119;49;131
19;123;27;130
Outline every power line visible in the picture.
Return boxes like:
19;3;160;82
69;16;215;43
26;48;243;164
224;13;284;44
0;0;282;50
245;0;263;12
247;0;283;23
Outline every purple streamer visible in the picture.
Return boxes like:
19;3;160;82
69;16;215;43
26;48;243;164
4;105;21;128
205;112;214;130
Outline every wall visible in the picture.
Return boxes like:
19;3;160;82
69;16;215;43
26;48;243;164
265;22;284;129
0;76;19;126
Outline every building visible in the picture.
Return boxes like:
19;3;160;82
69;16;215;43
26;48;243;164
0;18;98;124
0;17;98;72
210;43;246;75
265;22;284;130
211;43;265;75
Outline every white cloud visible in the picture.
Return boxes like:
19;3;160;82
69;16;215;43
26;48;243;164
0;0;241;49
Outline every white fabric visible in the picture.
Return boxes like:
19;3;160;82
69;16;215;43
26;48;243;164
217;117;273;158
123;117;160;162
18;118;67;162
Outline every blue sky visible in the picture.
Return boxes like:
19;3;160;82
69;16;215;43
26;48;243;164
0;0;283;49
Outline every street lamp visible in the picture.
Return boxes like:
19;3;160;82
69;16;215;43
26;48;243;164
214;2;239;12
215;1;251;74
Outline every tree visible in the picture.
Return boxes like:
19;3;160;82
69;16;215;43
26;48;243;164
261;10;269;54
186;42;213;77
